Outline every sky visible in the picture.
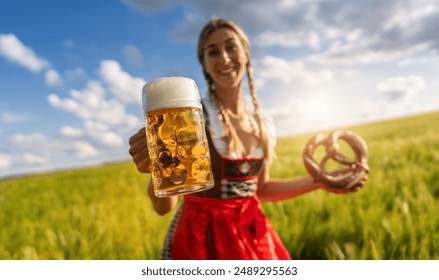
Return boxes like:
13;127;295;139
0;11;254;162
1;0;439;178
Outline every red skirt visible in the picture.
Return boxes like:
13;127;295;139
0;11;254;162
171;195;291;260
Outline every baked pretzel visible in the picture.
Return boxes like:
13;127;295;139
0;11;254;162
303;130;370;190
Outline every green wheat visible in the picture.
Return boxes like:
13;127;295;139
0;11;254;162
0;111;438;260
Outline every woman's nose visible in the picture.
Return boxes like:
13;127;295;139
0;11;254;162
219;51;231;63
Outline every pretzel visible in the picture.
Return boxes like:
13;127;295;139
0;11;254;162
302;130;370;190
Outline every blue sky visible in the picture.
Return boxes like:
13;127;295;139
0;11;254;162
1;0;439;178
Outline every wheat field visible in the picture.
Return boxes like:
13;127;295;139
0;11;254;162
0;111;438;260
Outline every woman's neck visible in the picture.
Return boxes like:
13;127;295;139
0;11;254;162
214;85;244;115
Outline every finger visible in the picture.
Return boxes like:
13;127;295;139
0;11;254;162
326;186;349;194
128;127;146;145
360;177;368;186
132;146;149;164
129;139;148;157
351;181;366;191
137;157;151;173
129;136;148;157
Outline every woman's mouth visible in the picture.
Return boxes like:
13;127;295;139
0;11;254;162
218;67;235;75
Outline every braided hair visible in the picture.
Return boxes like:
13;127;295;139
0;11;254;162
197;18;272;162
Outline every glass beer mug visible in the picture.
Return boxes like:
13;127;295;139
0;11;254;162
142;77;214;197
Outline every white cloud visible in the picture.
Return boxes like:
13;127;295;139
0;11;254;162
10;133;47;149
254;30;321;49
254;55;334;88
0;153;12;169
5;131;109;174
47;61;143;152
267;98;307;134
69;81;106;113
377;75;426;101
60;126;85;138
65;67;86;81
22;153;48;164
73;141;98;159
47;93;80;112
26;58;144;176
397;51;439;68
48;80;142;129
358;98;425;122
0;33;49;72
311;40;430;65
307;0;439;65
122;44;144;67
99;60;145;104
384;1;439;30
45;69;63;87
83;120;125;147
172;1;315;43
0;111;30;123
130;0;439;66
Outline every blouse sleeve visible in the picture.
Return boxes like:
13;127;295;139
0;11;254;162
261;109;277;155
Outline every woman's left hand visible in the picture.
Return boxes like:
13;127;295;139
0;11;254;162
319;170;368;194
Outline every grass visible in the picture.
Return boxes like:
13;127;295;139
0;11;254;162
267;111;439;259
0;111;438;259
0;163;173;259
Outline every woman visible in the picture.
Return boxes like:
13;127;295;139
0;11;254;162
128;18;367;260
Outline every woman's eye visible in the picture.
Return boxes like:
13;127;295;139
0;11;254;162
207;49;219;56
227;44;237;51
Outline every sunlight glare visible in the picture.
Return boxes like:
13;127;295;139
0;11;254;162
305;96;331;121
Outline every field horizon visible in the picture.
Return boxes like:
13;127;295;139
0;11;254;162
2;109;437;181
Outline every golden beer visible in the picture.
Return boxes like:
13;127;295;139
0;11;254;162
143;77;214;197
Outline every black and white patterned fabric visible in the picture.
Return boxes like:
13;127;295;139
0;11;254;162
219;178;257;198
160;205;182;260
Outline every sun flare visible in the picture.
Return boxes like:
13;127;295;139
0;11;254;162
305;96;331;121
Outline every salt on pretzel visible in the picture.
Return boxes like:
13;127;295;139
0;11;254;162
303;130;370;190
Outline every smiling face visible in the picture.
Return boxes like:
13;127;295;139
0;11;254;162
202;27;249;92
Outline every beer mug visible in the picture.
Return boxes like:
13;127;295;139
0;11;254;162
142;77;214;197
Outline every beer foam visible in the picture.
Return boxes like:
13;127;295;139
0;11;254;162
142;77;202;112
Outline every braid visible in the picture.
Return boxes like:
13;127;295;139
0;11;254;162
203;70;215;93
197;18;273;161
247;62;273;163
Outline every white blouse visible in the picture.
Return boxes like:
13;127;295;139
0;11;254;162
202;96;277;159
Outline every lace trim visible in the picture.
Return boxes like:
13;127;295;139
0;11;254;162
220;178;257;198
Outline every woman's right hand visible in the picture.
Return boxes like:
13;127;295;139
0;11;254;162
128;127;151;173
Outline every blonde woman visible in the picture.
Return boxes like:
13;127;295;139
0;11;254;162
128;18;367;260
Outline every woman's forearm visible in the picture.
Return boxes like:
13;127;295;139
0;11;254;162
147;180;178;215
257;176;323;202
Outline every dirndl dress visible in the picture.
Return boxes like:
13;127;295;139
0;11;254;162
159;97;291;260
